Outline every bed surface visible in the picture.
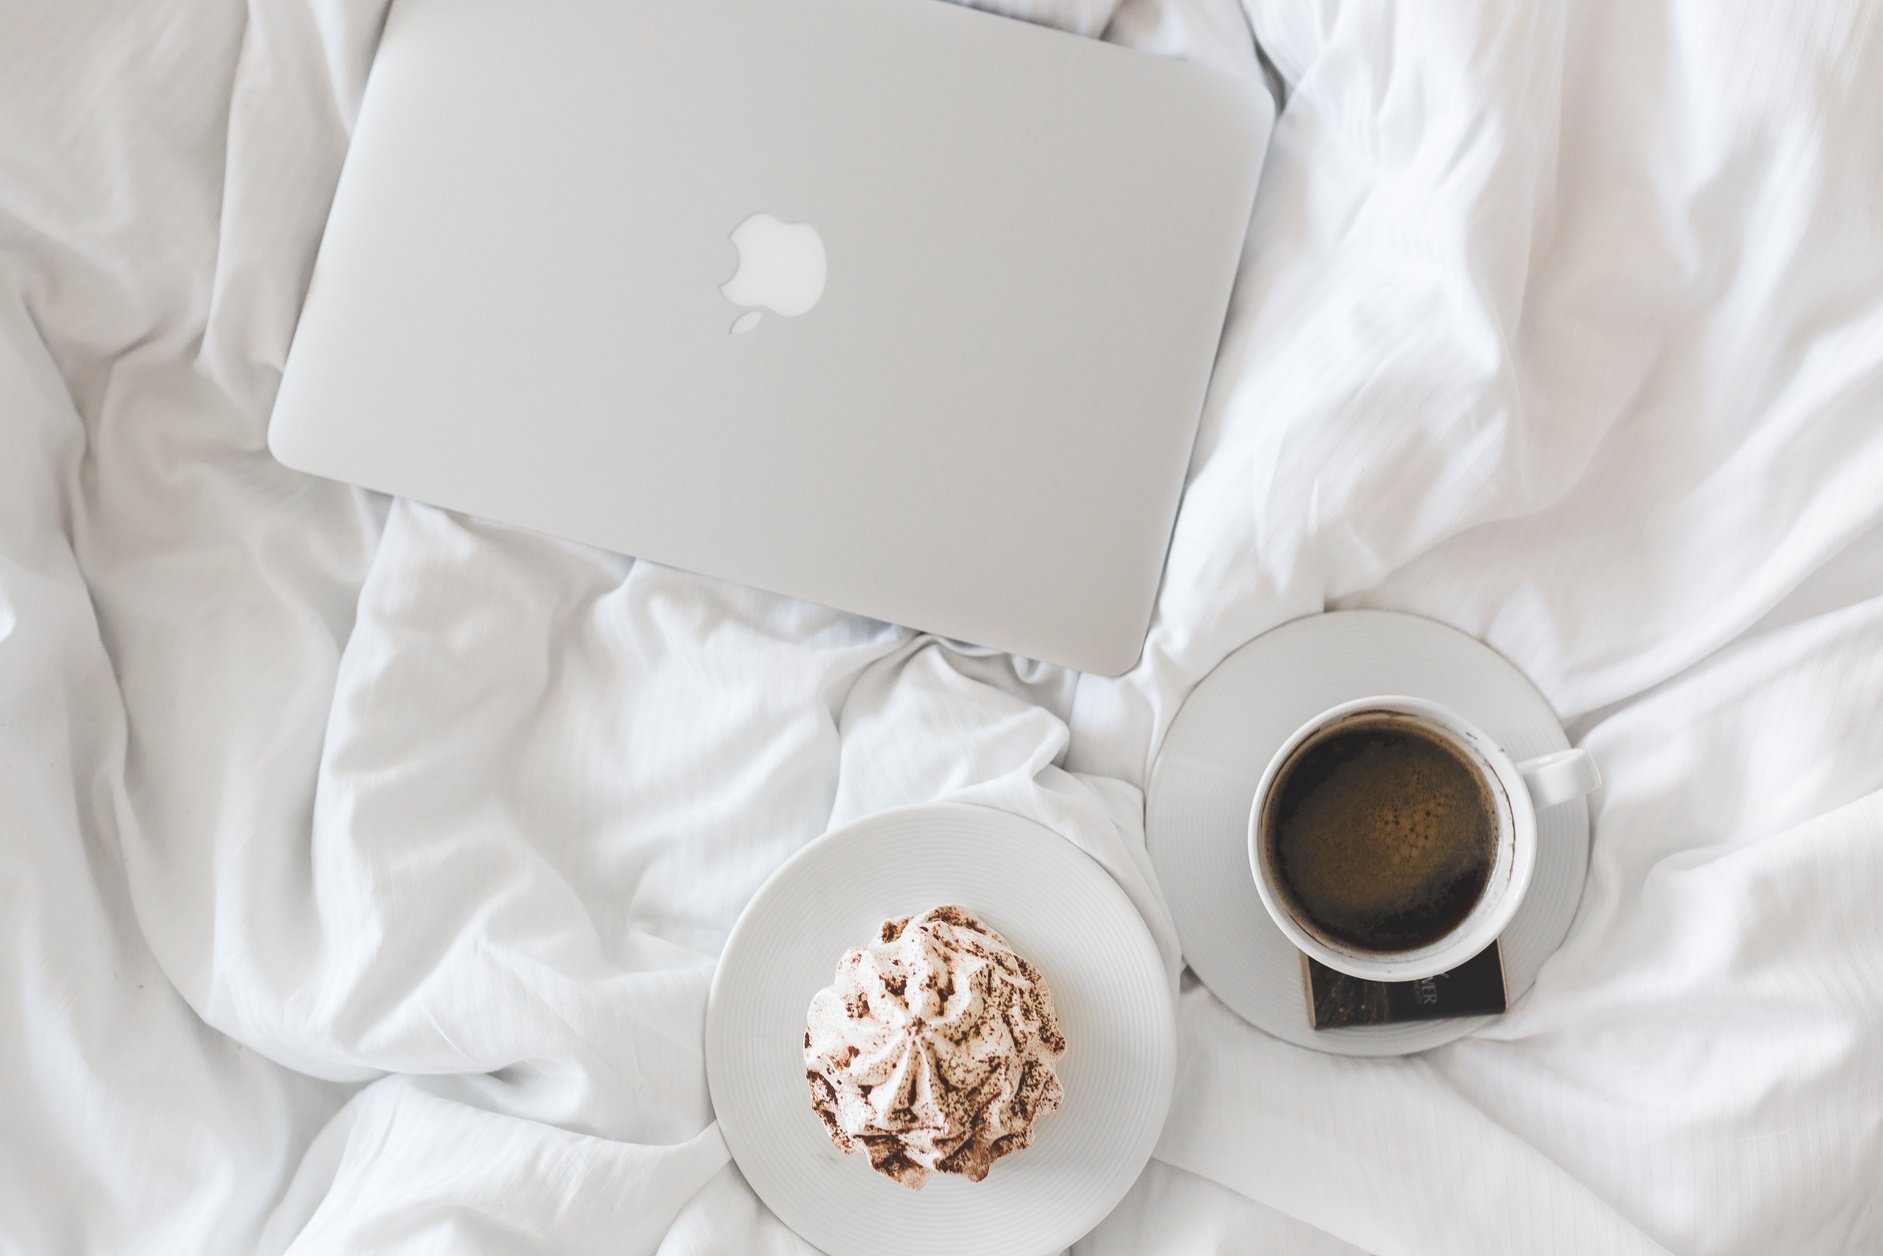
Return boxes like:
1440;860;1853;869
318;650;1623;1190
4;0;1880;1251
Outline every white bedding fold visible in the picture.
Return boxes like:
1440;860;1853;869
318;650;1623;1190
4;0;1881;1252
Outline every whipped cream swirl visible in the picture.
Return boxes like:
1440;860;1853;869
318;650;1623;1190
804;904;1066;1188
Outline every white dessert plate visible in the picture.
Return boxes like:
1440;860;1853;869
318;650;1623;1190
1147;610;1592;1057
707;802;1177;1256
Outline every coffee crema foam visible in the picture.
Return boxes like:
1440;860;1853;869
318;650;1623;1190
803;905;1065;1188
1267;716;1497;952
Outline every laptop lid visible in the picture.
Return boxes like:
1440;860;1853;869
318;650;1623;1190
268;0;1271;674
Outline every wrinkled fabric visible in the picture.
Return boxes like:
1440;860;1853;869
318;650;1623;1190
3;0;1881;1252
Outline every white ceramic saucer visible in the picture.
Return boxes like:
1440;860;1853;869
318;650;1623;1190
1147;611;1592;1056
707;803;1176;1256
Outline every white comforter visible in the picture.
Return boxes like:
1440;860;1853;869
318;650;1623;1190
6;0;1881;1251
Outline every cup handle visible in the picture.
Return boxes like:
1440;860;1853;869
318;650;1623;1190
1516;747;1601;810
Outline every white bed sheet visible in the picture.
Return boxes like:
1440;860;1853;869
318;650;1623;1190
3;0;1880;1252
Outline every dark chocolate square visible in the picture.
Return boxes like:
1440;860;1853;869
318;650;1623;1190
1304;942;1507;1029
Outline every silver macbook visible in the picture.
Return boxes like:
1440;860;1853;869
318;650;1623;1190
268;0;1271;674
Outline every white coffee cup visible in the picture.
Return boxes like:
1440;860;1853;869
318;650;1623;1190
1246;695;1599;982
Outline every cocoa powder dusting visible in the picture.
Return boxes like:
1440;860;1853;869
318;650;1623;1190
801;905;1066;1189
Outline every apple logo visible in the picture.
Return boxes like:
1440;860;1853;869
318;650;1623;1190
720;213;827;335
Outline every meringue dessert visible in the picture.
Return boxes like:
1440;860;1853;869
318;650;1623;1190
803;904;1066;1188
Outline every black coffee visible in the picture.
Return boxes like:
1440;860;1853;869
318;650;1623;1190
1265;714;1496;953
